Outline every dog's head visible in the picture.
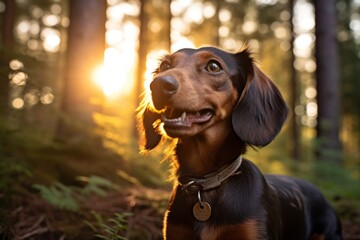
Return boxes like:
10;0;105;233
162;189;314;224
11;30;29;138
137;47;288;150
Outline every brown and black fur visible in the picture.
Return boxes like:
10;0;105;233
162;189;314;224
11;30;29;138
137;47;342;240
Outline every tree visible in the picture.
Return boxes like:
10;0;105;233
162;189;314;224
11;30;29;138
289;0;300;161
314;0;341;162
134;0;151;133
134;0;172;137
1;0;15;47
134;0;150;136
337;0;360;151
0;0;15;115
56;0;106;143
164;0;172;51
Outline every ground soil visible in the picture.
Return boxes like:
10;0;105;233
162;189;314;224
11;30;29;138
1;187;360;240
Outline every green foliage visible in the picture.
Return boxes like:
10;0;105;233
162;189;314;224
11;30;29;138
85;211;131;240
300;161;360;201
79;175;115;197
0;121;29;193
33;175;115;211
0;156;31;193
33;182;79;211
246;143;360;213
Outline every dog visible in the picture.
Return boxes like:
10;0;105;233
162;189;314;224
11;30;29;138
137;47;342;240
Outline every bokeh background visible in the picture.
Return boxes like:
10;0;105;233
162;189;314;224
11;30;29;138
0;0;359;239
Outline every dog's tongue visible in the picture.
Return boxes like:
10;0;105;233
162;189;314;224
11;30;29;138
162;111;212;127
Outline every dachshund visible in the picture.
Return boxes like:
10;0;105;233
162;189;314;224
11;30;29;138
137;47;342;240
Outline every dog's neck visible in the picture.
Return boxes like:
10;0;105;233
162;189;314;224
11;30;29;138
174;128;245;177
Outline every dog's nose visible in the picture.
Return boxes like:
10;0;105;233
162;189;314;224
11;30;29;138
150;76;179;97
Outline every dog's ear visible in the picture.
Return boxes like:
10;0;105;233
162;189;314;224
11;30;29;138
137;104;162;151
232;54;288;147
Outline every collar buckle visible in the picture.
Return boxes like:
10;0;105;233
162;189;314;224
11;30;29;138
181;180;203;195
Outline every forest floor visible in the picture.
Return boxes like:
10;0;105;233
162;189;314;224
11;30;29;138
2;186;167;240
1;126;359;239
2;185;360;240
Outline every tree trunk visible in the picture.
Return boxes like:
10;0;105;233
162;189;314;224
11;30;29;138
134;0;149;138
314;0;341;162
289;0;300;161
2;0;15;47
214;0;221;46
165;0;172;51
0;0;15;115
135;0;149;106
56;0;106;143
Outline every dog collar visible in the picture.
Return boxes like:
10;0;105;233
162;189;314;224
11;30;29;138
178;155;243;195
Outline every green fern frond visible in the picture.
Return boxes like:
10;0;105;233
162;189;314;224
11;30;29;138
33;182;79;211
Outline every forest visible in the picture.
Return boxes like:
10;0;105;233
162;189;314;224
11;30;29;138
0;0;359;239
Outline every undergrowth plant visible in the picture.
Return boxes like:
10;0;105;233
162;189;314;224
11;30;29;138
85;211;131;240
33;175;115;211
0;157;31;194
0;120;32;194
33;182;79;211
78;175;114;197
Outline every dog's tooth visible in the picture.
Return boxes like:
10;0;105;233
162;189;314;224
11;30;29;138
181;112;186;121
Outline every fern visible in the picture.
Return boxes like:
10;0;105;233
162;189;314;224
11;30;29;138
33;182;79;211
79;175;114;197
85;211;131;240
33;176;115;212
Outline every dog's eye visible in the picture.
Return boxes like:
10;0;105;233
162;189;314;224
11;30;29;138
205;60;223;73
159;61;171;72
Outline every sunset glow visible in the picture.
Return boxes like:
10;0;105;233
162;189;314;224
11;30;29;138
91;1;141;98
93;47;137;97
94;0;315;101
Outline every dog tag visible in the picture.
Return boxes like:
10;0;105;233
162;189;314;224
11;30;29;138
193;201;211;221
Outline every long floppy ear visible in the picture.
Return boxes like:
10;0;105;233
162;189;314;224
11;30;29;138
232;64;288;147
137;104;162;151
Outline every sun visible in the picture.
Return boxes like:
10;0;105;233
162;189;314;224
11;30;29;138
93;39;197;99
93;47;136;98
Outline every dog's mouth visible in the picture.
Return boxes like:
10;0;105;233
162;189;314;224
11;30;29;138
161;108;214;128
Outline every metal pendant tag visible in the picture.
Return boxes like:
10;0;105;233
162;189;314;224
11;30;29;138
193;201;212;221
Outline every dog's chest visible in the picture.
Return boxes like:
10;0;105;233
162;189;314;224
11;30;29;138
198;220;261;240
167;192;263;240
